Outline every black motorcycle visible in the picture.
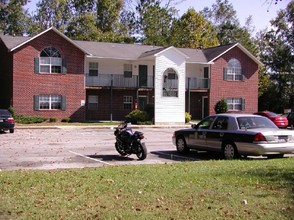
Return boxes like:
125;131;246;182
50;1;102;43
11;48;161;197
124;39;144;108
114;122;147;160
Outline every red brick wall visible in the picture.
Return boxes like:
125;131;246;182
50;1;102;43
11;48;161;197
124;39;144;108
209;46;259;115
86;89;154;121
11;30;86;121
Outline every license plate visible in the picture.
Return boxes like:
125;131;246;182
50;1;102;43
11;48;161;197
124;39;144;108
276;136;288;142
0;119;3;122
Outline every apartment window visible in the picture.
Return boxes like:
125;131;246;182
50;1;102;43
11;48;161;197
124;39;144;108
124;64;133;78
162;68;178;97
123;96;133;109
226;98;245;111
224;58;244;81
34;95;66;110
89;62;98;76
38;47;63;74
88;95;98;110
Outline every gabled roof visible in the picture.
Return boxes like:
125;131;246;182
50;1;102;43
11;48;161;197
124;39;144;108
0;27;262;66
203;43;263;66
1;27;90;55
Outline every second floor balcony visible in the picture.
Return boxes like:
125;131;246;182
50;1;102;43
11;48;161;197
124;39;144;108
86;74;209;90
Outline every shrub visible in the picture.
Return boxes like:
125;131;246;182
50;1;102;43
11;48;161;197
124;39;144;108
61;118;71;123
125;110;149;124
49;118;57;122
15;115;47;124
185;112;192;123
8;106;15;118
214;99;228;114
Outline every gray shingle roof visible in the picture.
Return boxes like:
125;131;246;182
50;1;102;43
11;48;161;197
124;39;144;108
0;30;261;65
0;35;31;50
203;43;236;62
74;40;163;60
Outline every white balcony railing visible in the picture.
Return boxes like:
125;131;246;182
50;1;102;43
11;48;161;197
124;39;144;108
186;77;209;89
86;74;154;88
86;74;209;89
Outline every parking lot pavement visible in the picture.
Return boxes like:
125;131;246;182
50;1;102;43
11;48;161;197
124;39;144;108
0;126;197;171
1;126;292;171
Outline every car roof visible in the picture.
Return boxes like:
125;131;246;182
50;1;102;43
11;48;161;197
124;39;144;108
211;113;264;118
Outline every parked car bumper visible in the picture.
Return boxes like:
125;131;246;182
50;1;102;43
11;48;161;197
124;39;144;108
0;123;15;130
236;142;294;156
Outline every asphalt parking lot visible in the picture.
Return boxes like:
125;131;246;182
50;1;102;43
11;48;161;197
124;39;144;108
1;126;293;171
0;126;202;171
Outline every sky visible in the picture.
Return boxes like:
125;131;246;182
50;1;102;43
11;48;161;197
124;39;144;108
25;0;290;34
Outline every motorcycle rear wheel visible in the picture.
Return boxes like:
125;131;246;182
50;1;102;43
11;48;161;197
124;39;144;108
136;142;147;160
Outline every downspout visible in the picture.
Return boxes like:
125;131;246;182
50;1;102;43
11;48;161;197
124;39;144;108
110;74;113;122
188;77;191;114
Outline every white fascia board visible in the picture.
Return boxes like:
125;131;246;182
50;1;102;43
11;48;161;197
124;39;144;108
154;46;190;58
10;27;91;55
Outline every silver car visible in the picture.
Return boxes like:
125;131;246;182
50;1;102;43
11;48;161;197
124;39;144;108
172;113;294;159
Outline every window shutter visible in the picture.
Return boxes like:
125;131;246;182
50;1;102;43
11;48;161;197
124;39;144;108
242;68;246;80
61;96;66;110
34;95;39;111
34;57;39;73
242;98;245;110
223;68;227;80
62;59;67;74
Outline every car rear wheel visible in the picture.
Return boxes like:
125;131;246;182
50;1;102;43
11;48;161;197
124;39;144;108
176;136;189;153
222;142;239;159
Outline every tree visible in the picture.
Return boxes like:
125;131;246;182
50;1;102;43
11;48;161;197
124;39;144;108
201;0;239;28
134;0;176;45
32;0;72;33
258;0;294;112
0;0;31;35
200;0;258;55
96;0;122;32
169;8;219;48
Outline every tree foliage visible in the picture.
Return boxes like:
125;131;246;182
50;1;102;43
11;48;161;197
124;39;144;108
0;0;30;35
257;0;294;112
201;0;258;55
169;8;219;48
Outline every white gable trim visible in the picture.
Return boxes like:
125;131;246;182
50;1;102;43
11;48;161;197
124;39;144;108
209;43;263;66
9;27;91;55
154;46;190;59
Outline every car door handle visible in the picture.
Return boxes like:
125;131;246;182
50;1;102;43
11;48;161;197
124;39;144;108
219;132;224;137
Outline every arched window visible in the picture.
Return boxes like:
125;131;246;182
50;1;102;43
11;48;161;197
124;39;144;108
39;47;62;73
224;58;244;81
162;68;178;97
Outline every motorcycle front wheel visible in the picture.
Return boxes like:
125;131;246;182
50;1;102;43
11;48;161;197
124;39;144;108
135;142;147;160
115;142;127;156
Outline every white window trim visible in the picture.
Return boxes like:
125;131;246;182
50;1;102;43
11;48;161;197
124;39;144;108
39;95;62;110
123;96;133;109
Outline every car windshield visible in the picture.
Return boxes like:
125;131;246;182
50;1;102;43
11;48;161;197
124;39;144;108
237;116;277;129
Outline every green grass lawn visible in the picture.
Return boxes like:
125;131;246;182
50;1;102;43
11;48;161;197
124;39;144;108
1;158;293;219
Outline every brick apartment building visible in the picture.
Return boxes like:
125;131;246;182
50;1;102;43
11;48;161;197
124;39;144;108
0;27;262;124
